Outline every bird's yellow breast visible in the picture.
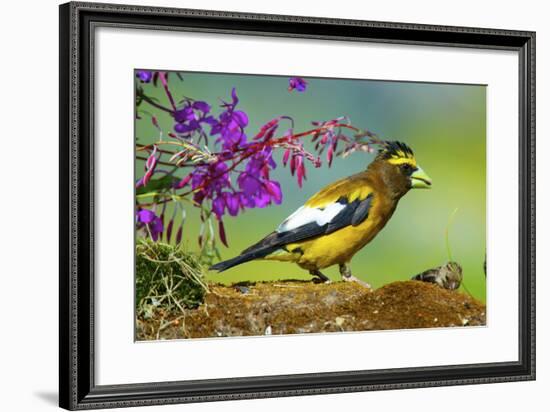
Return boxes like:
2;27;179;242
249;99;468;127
283;195;397;270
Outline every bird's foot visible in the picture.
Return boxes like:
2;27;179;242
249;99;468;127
342;275;371;289
339;263;371;288
312;277;331;284
309;270;331;284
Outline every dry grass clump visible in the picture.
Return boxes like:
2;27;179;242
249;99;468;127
136;239;208;321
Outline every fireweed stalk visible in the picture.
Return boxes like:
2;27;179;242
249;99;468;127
135;70;381;261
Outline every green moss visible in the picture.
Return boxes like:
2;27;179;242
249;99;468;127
136;238;207;317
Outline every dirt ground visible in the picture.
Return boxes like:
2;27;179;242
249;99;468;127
136;280;486;340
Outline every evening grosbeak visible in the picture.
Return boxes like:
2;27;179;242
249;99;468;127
210;141;432;287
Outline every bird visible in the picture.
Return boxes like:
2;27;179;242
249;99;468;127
210;140;432;287
411;261;463;290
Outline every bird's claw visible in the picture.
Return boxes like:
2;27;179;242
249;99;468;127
342;275;371;289
312;277;331;284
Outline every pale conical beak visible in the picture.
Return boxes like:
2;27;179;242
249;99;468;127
411;166;432;189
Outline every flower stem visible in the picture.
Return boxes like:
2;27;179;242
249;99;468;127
139;93;174;114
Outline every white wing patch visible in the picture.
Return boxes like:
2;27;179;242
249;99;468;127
276;203;346;233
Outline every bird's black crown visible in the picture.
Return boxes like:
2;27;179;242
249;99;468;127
377;140;414;160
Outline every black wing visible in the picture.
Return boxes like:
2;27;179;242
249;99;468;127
210;194;374;272
246;193;373;254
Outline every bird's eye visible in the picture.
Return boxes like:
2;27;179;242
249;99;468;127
401;163;414;176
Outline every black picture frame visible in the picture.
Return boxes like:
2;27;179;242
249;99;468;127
59;2;536;410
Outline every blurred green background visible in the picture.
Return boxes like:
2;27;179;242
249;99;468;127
136;71;486;302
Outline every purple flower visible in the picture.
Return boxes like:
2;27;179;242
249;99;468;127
264;181;282;204
211;88;249;150
190;161;232;207
174;121;199;134
254;190;271;208
213;110;248;149
236;147;282;208
238;173;261;196
136;70;153;83
223;192;241;216
136;209;163;241
173;101;216;137
174;106;196;123
212;192;241;220
193;101;211;113
288;77;308;92
212;196;226;219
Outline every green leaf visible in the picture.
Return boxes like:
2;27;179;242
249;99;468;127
136;175;179;195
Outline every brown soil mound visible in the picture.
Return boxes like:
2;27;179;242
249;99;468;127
136;280;486;340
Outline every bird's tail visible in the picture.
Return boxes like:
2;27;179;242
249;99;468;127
209;254;254;272
209;247;275;272
210;231;281;272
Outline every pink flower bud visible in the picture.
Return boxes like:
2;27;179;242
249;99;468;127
166;219;174;243
175;226;183;245
175;174;192;189
282;149;291;166
145;146;157;169
327;145;334;167
296;157;304;187
218;220;228;247
290;155;296;176
152;116;160;130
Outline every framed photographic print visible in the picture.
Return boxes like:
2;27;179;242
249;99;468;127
59;2;535;410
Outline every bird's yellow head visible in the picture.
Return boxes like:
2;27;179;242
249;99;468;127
369;140;432;197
